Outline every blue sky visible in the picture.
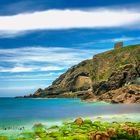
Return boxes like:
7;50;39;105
0;0;140;97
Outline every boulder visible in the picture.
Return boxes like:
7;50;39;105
89;131;109;140
107;128;117;137
74;117;84;126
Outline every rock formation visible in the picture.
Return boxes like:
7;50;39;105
18;44;140;103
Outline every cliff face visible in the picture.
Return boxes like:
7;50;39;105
22;44;140;103
33;60;94;97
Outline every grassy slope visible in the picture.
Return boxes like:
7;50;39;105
91;44;140;83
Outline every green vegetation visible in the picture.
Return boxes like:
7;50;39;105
54;44;140;89
91;44;140;82
66;44;140;85
0;118;140;140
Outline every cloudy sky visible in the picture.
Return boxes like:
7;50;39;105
0;0;140;97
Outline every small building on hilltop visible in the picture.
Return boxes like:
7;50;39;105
114;42;123;49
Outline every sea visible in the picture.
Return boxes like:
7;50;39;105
0;97;140;134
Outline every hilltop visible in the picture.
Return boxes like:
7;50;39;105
20;43;140;103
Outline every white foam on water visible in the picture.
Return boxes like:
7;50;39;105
83;113;140;122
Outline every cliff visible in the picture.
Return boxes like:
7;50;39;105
21;44;140;103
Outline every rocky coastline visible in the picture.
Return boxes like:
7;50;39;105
17;44;140;104
1;117;140;140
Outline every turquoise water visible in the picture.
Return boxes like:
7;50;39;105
0;98;140;131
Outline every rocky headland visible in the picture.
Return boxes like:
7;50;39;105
18;43;140;103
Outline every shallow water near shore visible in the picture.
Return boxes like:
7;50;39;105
0;97;140;134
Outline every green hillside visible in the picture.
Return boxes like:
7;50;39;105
22;43;140;99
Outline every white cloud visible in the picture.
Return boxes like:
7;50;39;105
40;66;63;71
0;47;105;73
0;85;48;90
0;66;64;73
0;66;34;72
79;36;140;46
0;72;63;82
98;36;140;43
0;30;27;38
0;86;37;90
0;78;54;81
0;72;62;79
0;9;140;33
112;37;140;42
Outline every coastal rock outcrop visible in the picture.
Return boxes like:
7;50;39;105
19;44;140;103
92;63;140;95
98;84;140;103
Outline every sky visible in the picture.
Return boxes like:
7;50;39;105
0;0;140;97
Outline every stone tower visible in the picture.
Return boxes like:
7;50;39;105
114;42;123;49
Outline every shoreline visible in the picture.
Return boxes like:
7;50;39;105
0;113;140;131
0;114;140;139
15;96;140;104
